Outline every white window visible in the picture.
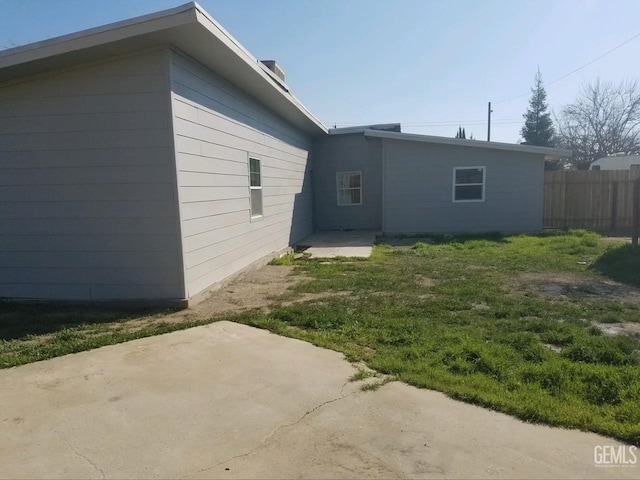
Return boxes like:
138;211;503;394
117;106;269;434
453;166;485;202
336;171;362;206
249;157;263;217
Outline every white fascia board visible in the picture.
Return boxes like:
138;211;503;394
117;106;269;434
0;2;197;67
363;130;573;159
192;5;327;135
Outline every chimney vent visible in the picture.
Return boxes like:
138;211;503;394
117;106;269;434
261;60;285;82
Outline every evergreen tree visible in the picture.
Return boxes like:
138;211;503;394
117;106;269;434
455;126;466;139
462;128;466;139
521;68;555;146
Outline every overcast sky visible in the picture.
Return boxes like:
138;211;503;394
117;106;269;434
2;0;639;143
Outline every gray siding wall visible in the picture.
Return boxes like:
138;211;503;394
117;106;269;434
382;140;545;234
0;49;185;301
313;134;382;230
169;51;314;298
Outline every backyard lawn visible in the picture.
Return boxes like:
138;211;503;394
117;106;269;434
1;230;639;444
241;231;640;445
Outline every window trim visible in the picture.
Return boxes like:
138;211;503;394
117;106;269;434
336;171;363;206
452;166;486;203
248;155;263;219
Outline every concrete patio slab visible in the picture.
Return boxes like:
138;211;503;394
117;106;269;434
0;321;635;479
297;230;379;258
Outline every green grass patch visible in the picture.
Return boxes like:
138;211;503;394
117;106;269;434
0;303;207;369
269;252;296;266
592;243;640;287
233;231;640;445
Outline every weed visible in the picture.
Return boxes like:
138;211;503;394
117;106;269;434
269;252;296;266
349;369;373;382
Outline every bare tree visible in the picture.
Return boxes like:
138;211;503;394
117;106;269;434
556;79;640;169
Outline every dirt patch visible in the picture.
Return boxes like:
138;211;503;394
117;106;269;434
281;291;351;307
595;322;640;337
472;302;490;310
165;265;307;323
517;272;640;306
600;237;631;244
414;275;436;287
542;343;563;354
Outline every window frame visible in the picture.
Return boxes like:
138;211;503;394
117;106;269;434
336;171;363;206
248;155;263;219
452;166;486;203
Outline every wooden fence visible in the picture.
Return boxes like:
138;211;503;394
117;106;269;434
543;170;640;242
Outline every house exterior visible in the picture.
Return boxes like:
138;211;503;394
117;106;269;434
314;128;566;234
0;2;570;304
591;155;640;171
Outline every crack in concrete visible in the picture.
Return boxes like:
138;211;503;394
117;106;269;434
180;380;354;479
64;439;106;479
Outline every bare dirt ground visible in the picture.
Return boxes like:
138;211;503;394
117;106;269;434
165;265;307;324
516;271;640;337
1;266;305;340
518;272;640;305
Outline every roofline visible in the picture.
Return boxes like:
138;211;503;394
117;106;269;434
362;130;572;159
189;3;327;134
0;2;328;136
329;123;402;135
0;2;197;63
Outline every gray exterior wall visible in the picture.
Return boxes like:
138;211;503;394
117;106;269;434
169;51;314;298
0;49;185;301
313;134;382;230
382;139;545;234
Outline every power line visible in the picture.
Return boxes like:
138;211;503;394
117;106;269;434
494;30;640;105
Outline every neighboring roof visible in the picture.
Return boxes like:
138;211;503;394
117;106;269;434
330;123;402;134
591;155;640;170
354;129;571;160
0;2;327;136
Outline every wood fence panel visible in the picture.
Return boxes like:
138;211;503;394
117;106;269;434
544;170;639;235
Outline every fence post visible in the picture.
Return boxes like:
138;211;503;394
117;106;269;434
610;181;618;233
633;179;640;247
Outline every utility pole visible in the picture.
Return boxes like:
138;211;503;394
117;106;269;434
487;101;492;142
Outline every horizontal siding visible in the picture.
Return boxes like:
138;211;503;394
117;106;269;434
0;148;172;169
0;234;178;252
170;51;314;298
313;134;383;230
382;140;545;234
0;165;172;185
0;49;184;301
0;201;177;219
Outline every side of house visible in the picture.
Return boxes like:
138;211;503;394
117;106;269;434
0;2;571;304
382;139;545;233
0;49;185;301
312;131;549;235
313;133;382;231
169;50;315;298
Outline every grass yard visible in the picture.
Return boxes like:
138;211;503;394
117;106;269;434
0;303;207;368
235;231;640;445
1;230;639;444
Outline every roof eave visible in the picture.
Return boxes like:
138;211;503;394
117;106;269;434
362;130;572;158
0;2;327;137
